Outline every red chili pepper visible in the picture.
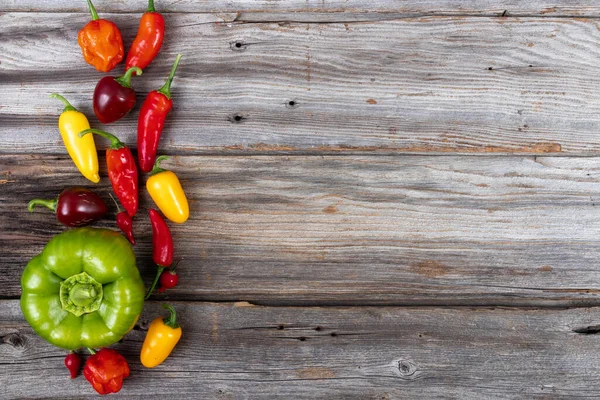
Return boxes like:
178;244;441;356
126;0;165;73
65;352;82;379
145;209;174;299
109;194;136;245
158;268;179;293
83;348;130;395
93;66;142;124
149;209;173;267
79;129;138;217
28;187;107;227
137;54;182;172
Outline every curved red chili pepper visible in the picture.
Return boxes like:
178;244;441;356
65;352;82;379
116;211;135;245
126;0;165;73
137;54;182;172
149;209;173;267
146;209;174;299
79;129;138;217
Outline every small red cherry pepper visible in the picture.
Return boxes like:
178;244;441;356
145;209;174;299
158;268;179;294
28;187;107;227
93;66;143;124
109;194;135;245
126;0;165;73
137;54;182;172
79;129;138;217
65;352;82;379
84;348;130;395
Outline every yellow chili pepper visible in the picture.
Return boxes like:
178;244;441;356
140;304;182;368
50;93;100;183
146;156;189;223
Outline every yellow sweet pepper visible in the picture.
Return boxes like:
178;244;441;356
146;156;189;223
50;93;99;183
140;304;182;368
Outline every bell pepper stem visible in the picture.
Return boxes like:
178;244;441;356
87;347;96;355
148;0;156;12
157;54;182;100
145;266;165;300
86;0;99;21
162;304;180;329
50;93;77;112
149;155;169;175
79;129;125;150
28;198;57;212
114;67;143;89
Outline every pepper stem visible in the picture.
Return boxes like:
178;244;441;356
145;266;165;300
50;93;77;112
148;0;156;12
86;0;99;20
28;198;58;212
108;193;123;213
114;67;143;89
162;304;180;329
157;54;182;100
149;155;169;176
79;129;125;150
86;348;96;355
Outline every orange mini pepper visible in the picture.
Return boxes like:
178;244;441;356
78;0;124;72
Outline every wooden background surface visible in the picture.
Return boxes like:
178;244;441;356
2;1;600;398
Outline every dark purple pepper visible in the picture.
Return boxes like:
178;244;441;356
93;66;142;124
27;187;108;227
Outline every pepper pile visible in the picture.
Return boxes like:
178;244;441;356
21;0;186;395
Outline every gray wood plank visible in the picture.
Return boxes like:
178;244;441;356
3;154;600;305
2;300;600;399
2;14;600;155
2;0;599;18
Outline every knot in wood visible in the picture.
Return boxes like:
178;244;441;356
397;359;417;377
3;332;26;349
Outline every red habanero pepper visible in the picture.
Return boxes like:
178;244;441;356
78;0;124;72
109;194;136;245
126;0;165;73
79;129;138;217
84;348;130;395
145;209;173;299
137;54;182;172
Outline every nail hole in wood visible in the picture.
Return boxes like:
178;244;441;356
488;67;493;71
299;336;306;341
314;326;322;331
230;41;248;51
228;114;246;123
278;325;284;330
330;332;337;337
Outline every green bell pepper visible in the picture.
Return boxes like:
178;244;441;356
20;227;145;350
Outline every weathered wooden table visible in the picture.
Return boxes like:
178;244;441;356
2;1;600;398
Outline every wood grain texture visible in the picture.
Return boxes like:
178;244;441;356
3;154;600;305
2;0;600;18
2;300;600;399
3;14;600;154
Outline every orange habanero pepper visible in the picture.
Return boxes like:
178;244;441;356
78;0;124;72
